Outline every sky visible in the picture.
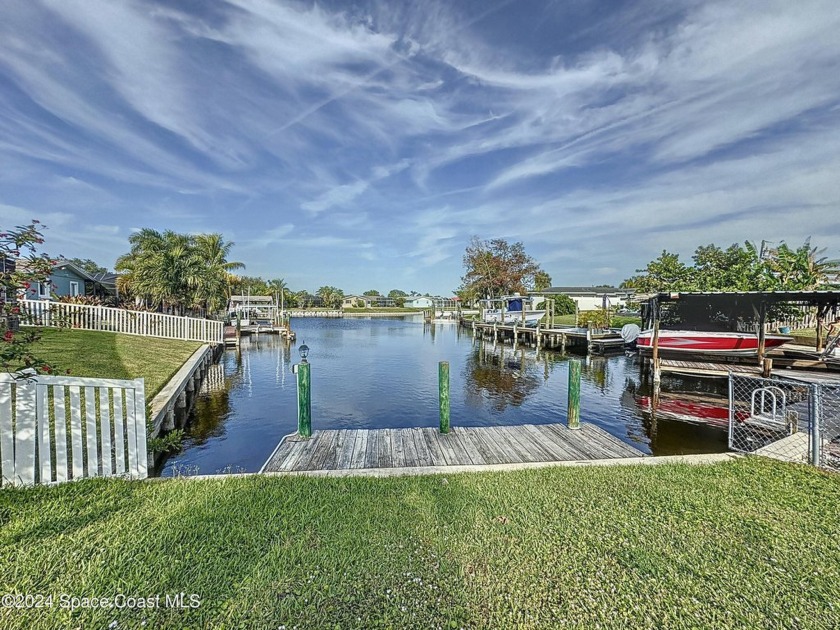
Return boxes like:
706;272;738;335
1;0;839;296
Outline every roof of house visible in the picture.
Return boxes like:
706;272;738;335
230;295;275;303
535;286;632;296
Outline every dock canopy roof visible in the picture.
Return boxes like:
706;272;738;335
647;290;840;307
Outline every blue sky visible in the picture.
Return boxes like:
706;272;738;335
1;0;839;296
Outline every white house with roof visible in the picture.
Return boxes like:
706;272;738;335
531;286;634;311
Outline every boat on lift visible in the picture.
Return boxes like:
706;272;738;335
481;294;546;327
636;330;793;357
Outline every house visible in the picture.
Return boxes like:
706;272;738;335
22;261;118;301
531;286;634;311
404;296;435;308
342;295;396;308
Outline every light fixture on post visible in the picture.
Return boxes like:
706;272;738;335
293;341;312;438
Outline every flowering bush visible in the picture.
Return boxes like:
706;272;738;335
1;221;64;374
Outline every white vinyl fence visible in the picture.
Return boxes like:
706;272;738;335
19;299;223;344
0;373;148;487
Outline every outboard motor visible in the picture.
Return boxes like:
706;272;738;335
620;323;641;352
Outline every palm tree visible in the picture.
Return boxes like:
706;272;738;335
768;239;840;290
116;230;244;316
193;233;245;315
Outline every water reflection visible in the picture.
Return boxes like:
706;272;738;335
160;318;730;476
464;341;545;412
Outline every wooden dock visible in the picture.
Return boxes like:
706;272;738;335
261;422;644;474
467;321;625;354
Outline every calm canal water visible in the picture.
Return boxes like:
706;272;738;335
160;316;728;476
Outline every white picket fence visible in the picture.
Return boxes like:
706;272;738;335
0;373;147;487
19;299;223;344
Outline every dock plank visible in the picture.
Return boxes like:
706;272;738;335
350;430;368;468
411;429;434;467
322;430;346;470
435;429;463;466
463;427;506;465
482;426;522;463
401;428;419;467
262;422;646;473
336;430;358;469
391;430;406;467
454;429;487;465
377;428;393;468
288;435;323;471
363;430;380;468
421;428;447;465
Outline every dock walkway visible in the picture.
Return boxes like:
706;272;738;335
261;422;644;474
467;321;625;354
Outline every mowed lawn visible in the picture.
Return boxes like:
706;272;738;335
28;328;202;399
1;457;838;629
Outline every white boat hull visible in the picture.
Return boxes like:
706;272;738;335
483;310;546;326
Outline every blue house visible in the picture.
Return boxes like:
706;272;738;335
23;261;117;301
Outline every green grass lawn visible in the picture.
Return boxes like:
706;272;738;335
28;329;201;399
1;457;838;629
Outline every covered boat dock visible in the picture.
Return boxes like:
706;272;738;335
641;290;840;379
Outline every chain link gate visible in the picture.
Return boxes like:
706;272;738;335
728;373;840;471
815;383;840;470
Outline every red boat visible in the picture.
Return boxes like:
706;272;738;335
637;395;749;429
636;330;792;356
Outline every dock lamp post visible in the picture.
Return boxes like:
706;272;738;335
293;341;312;437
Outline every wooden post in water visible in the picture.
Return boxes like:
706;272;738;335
567;358;581;429
762;357;773;378
297;361;312;438
439;361;450;433
651;300;661;384
756;303;767;365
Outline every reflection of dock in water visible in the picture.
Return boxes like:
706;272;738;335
261;423;645;474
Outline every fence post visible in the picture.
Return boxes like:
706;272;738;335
297;361;311;438
810;383;821;466
439;361;450;433
567;358;581;429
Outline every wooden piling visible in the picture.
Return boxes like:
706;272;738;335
439;361;450;434
567;359;581;429
297;362;311;438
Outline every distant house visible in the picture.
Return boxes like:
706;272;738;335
22;261;118;301
531;286;634;311
404;296;434;308
341;295;396;308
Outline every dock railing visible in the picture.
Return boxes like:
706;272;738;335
17;299;223;344
728;373;840;471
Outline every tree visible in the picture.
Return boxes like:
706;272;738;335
388;288;407;307
316;286;344;308
621;250;691;293
766;239;840;290
363;289;380;296
1;220;62;375
67;257;108;275
624;239;839;293
459;237;543;299
116;229;243;316
533;271;552;291
691;242;771;291
192;233;245;314
551;294;577;315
